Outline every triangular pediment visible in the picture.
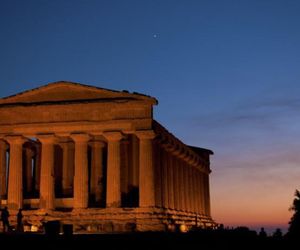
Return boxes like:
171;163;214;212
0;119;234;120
0;81;157;105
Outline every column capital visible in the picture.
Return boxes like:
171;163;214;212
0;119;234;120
103;131;123;141
135;130;156;140
37;134;57;144
5;135;26;145
70;133;91;143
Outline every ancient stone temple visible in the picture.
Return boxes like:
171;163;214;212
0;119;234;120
0;81;215;233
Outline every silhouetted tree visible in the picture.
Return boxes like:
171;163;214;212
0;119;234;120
272;228;282;239
288;189;300;238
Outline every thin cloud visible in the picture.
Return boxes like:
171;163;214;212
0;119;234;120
192;95;300;131
252;97;300;111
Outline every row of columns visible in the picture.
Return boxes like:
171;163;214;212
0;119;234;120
0;130;156;210
1;130;211;215
155;142;211;216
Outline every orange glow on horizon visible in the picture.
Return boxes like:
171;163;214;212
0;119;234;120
210;158;300;232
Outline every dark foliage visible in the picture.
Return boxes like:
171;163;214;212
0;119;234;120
272;228;282;239
0;228;295;250
287;189;300;238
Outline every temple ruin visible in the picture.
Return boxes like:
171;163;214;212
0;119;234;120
0;81;215;233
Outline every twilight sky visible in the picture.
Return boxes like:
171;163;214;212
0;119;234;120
1;0;300;233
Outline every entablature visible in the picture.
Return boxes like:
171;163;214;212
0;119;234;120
153;120;212;174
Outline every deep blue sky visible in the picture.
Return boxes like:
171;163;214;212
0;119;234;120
1;0;300;233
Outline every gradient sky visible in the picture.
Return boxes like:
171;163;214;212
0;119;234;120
1;0;300;234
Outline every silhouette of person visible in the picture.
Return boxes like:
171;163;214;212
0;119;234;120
259;227;267;238
1;206;10;232
17;208;24;232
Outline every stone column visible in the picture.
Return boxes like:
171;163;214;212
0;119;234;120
104;132;122;208
199;172;205;214
61;141;74;196
136;130;156;207
187;165;192;212
203;173;207;215
91;140;105;205
0;140;7;199
38;135;57;210
195;170;201;214
189;166;195;213
173;157;180;210
178;160;185;211
184;163;190;212
192;168;197;213
194;169;199;214
6;136;26;209
71;133;90;209
204;173;211;216
161;149;169;208
154;142;162;207
193;168;198;213
167;154;175;209
188;165;194;213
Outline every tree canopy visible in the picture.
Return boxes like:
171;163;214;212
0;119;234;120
287;189;300;238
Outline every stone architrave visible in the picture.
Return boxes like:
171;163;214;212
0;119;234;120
71;133;91;209
136;130;156;207
6;135;26;209
103;132;122;208
38;134;57;210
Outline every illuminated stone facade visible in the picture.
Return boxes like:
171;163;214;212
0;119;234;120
0;81;215;232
